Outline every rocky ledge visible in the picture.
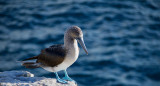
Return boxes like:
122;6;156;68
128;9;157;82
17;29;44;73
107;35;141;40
0;71;77;86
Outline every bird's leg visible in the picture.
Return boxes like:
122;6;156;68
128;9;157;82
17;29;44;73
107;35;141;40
54;72;67;84
62;70;74;81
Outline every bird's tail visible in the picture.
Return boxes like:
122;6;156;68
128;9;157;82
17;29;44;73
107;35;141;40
20;56;40;68
22;62;40;68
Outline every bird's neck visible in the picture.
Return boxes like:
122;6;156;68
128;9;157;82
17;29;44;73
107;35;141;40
64;33;79;62
64;33;78;50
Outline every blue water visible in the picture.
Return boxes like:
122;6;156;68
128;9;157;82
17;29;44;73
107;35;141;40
0;0;160;86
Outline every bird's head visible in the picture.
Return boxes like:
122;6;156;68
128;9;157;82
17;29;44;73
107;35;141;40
66;26;88;55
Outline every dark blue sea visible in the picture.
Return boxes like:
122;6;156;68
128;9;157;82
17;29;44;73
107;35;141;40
0;0;160;86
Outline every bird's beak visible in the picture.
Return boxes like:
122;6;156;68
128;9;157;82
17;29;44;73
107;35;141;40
76;37;88;55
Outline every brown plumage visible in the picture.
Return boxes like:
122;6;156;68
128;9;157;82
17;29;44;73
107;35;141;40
21;26;88;73
22;44;67;68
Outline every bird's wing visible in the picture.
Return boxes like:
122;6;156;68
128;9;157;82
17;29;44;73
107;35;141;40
37;44;67;67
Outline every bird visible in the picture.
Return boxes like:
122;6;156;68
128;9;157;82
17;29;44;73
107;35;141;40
21;26;88;84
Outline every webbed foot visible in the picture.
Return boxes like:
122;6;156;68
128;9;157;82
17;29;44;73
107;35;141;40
62;76;74;81
57;78;68;84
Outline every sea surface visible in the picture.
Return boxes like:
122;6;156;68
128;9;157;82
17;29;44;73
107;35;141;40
0;0;160;86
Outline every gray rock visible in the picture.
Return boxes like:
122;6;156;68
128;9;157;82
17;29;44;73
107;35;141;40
0;71;77;86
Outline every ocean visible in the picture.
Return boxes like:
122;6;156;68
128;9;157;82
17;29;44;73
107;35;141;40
0;0;160;86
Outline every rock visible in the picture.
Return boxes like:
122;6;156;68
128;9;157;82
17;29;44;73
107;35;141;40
0;71;77;86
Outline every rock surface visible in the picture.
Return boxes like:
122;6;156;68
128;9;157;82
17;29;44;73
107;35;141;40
0;71;77;86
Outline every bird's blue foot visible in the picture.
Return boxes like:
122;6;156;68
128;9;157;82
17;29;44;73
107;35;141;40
63;70;76;83
57;78;68;84
62;76;74;81
55;72;68;84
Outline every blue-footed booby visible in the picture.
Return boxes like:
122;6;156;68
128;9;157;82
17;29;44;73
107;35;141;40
22;26;88;83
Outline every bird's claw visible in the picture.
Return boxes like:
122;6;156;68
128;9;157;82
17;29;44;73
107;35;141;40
57;78;68;84
63;76;73;81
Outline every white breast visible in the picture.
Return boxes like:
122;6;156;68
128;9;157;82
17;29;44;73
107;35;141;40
42;40;79;72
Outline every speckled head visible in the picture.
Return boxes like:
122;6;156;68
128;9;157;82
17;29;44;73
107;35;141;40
65;26;88;55
66;26;83;39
